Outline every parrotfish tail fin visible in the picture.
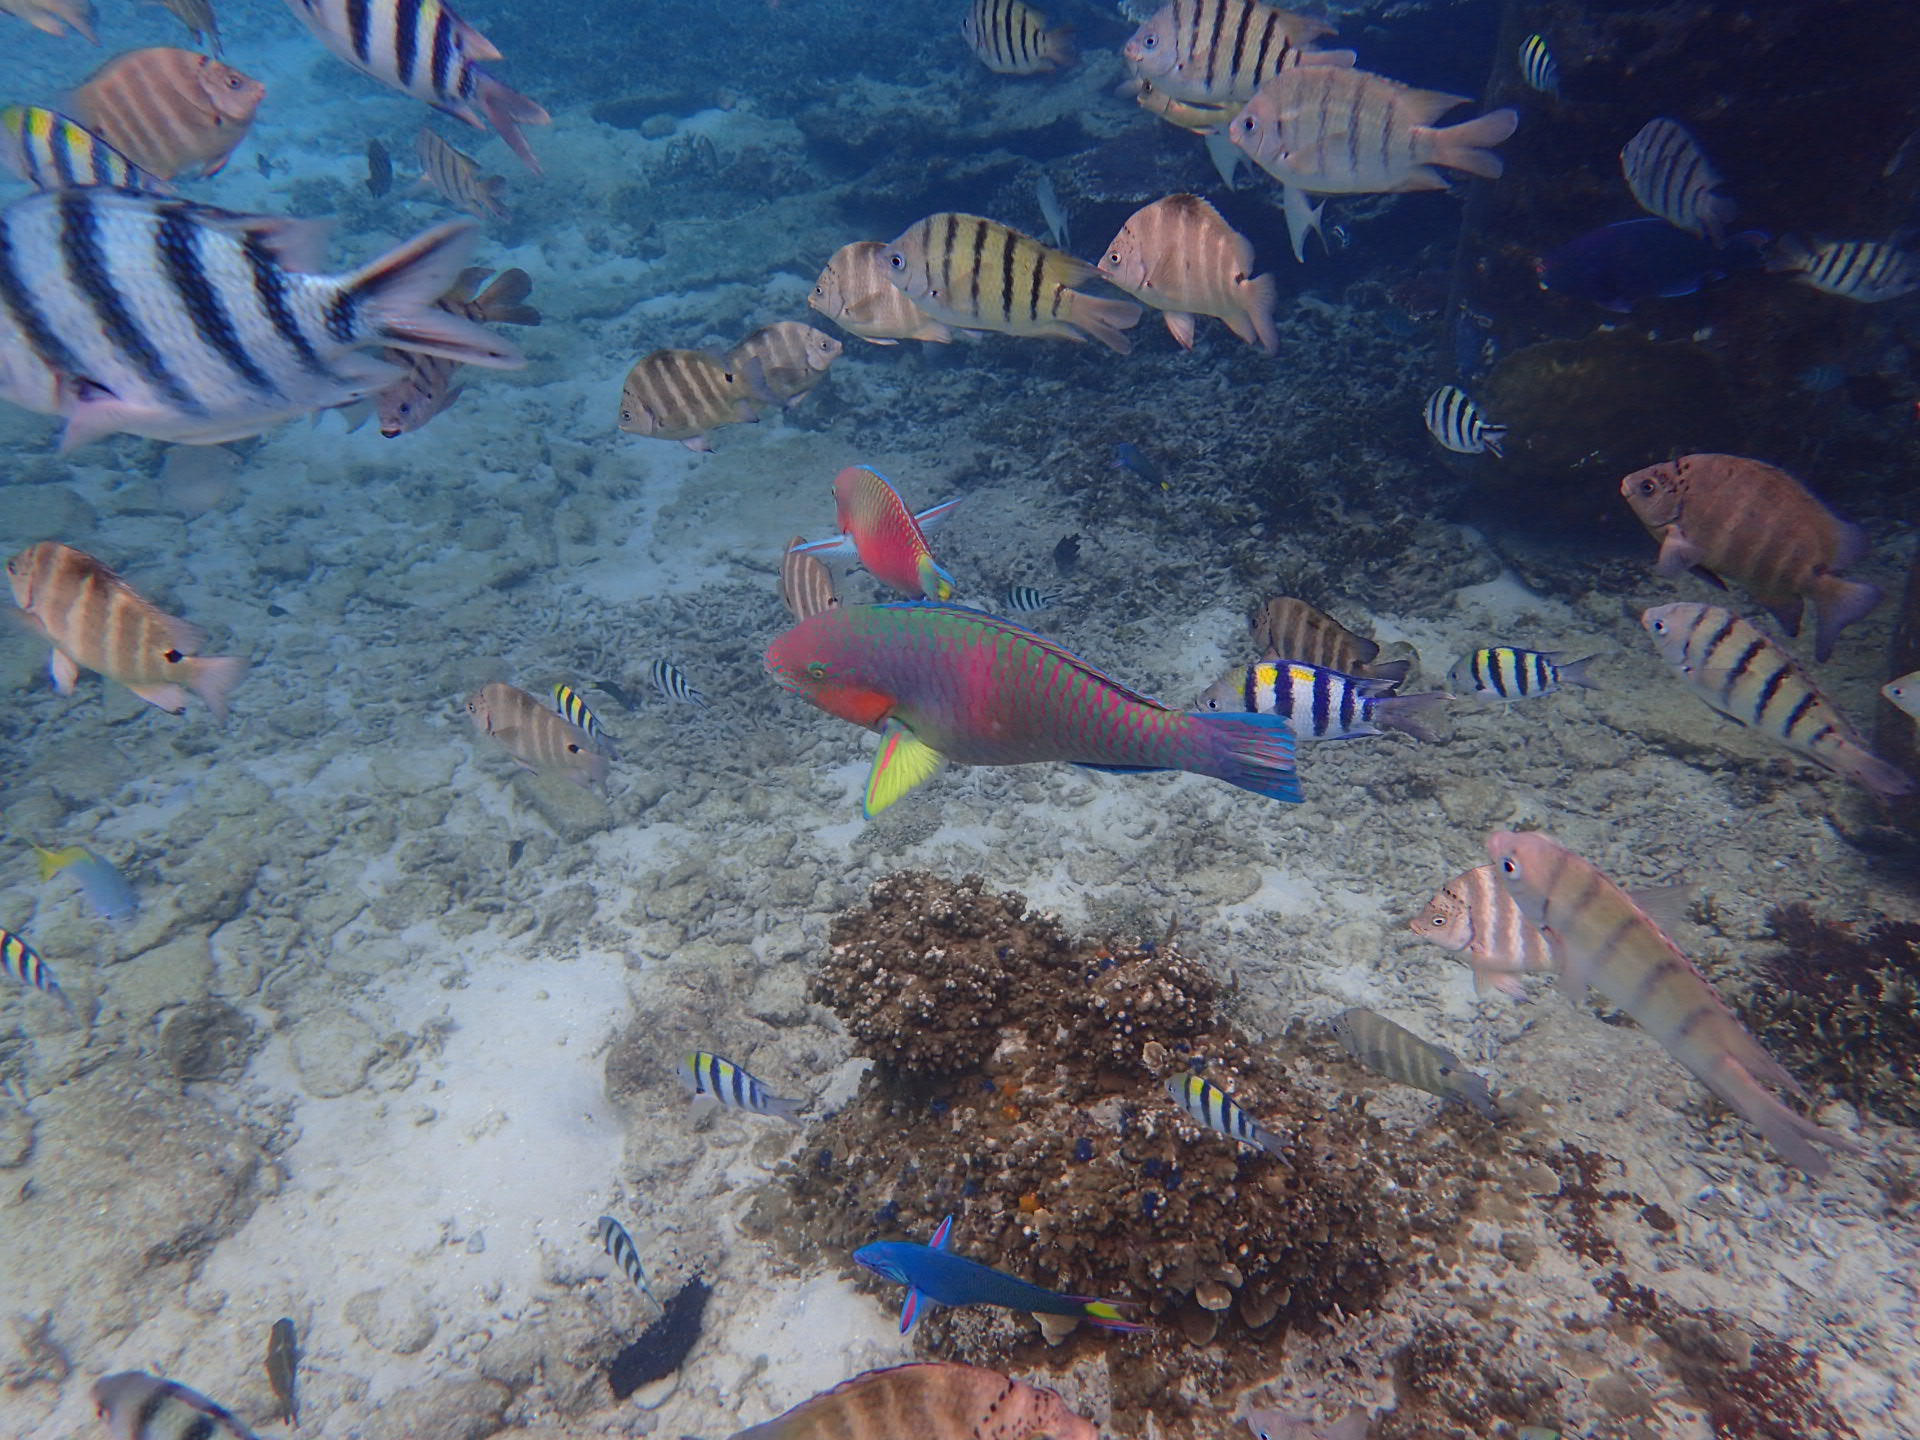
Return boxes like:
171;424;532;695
765;1093;808;1126
1189;711;1303;803
928;1215;954;1250
790;531;856;560
898;1287;925;1334
863;725;945;817
1810;575;1881;663
912;497;964;532
917;555;957;602
1479;424;1509;458
186;655;249;727
1076;1299;1151;1333
1835;741;1915;799
1043;24;1075;67
1554;655;1601;689
1064;292;1143;356
474;71;550;175
350;221;525;370
1704;1054;1865;1178
1280;184;1324;264
1374;691;1450;742
1245;271;1280;355
1427;106;1519;180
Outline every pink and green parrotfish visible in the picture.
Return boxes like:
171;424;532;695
790;466;960;600
765;601;1302;816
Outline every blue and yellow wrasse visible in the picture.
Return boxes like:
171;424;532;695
35;843;138;920
854;1215;1146;1333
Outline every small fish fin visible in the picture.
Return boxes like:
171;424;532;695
333;399;374;432
1242;272;1279;354
34;844;84;881
899;1287;925;1334
1189;710;1303;803
446;265;492;303
911;496;963;531
1809;575;1879;663
1162;310;1197;350
1834;741;1915;798
48;648;80;695
1553;655;1600;689
1364;657;1411;687
1062;291;1142;355
188;212;332;273
1545;926;1591;1005
473;71;549;174
1041;24;1074;67
349;221;523;370
1280;184;1324;264
916;555;957;602
790;531;856;559
1453;1071;1501;1122
929;1215;953;1249
1075;1298;1151;1333
918;319;955;344
841;294;888;323
764;1093;807;1126
1759;598;1805;640
186;654;248;726
1424;106;1518;179
1480;424;1508;458
1399;85;1473;128
1297;45;1355;65
738;355;781;409
1374;691;1450;742
474;267;539;325
1702;1054;1862;1177
863;725;944;817
1625;882;1694;937
124;681;189;715
681;435;713;452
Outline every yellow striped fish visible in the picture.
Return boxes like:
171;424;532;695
809;241;954;346
1;926;64;1005
961;0;1073;75
881;213;1142;354
1166;1073;1287;1157
727;321;842;408
466;681;610;787
1641;602;1912;797
0;105;168;192
1487;829;1865;1176
1122;0;1350;106
617;349;764;452
551;682;605;741
415;125;507;220
680;1050;805;1123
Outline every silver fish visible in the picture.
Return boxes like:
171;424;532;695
680;1050;805;1123
1517;34;1557;96
1166;1072;1286;1158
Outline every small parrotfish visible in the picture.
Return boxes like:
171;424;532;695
1167;1073;1287;1158
679;1050;806;1124
35;844;138;920
853;1215;1147;1334
791;466;962;600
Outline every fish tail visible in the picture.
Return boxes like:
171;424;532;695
1704;1054;1863;1177
1479;423;1509;458
186;654;249;727
1186;711;1302;803
1061;291;1142;355
1832;739;1914;798
1809;574;1880;663
1373;691;1450;742
474;71;550;175
1426;107;1519;180
1243;271;1280;355
1553;654;1601;690
349;221;525;370
1077;1299;1150;1332
764;1094;808;1127
1042;24;1076;67
917;554;956;601
474;267;541;327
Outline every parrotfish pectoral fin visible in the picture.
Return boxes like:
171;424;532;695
929;1215;954;1250
899;1287;925;1334
917;554;957;601
863;726;944;817
912;497;963;532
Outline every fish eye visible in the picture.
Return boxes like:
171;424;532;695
807;661;827;679
1500;858;1517;875
1638;479;1655;494
1106;251;1121;266
163;648;183;663
619;408;632;422
1652;619;1667;633
566;742;581;754
1430;914;1446;926
887;253;904;270
1142;32;1157;47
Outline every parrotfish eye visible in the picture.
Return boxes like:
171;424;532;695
807;661;827;680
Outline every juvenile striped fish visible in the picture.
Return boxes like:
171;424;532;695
649;658;708;708
1330;1007;1498;1120
415;125;507;221
961;0;1073;75
0;191;520;448
1621;453;1880;662
1198;660;1447;741
1517;33;1557;96
855;1216;1144;1333
1621;118;1735;246
68;47;263;180
36;843;138;919
809;241;954;347
1000;584;1053;612
375;265;538;437
1450;646;1596;701
597;1214;657;1302
728;321;842;408
1487;829;1865;1175
1122;0;1350;106
1097;193;1278;354
881;213;1142;354
0;105;168;192
680;1050;805;1123
729;1363;1100;1440
264;1317;298;1426
766;602;1302;815
617;348;763;451
95;1373;261;1440
781;538;839;622
1767;236;1917;302
8;542;246;722
1;0;95;40
1166;1073;1287;1157
466;681;611;788
1424;385;1506;456
552;681;605;740
1250;597;1398;679
792;466;958;601
1641;603;1911;797
281;0;550;173
1;926;64;1004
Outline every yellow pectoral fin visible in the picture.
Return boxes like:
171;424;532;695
863;726;944;817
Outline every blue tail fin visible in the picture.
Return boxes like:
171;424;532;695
1190;711;1302;803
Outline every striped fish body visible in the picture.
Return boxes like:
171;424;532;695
728;321;842;407
649;658;707;708
1;0;95;40
1451;646;1595;701
809;241;954;346
93;1372;261;1440
466;681;610;787
1230;65;1518;194
1621;118;1734;245
1330;1007;1497;1120
281;0;549;172
1096;194;1278;354
833;466;955;601
961;0;1073;75
1197;660;1445;741
680;1050;805;1123
1;926;63;1002
728;1363;1100;1440
1167;1073;1286;1157
1641;603;1911;796
1518;33;1557;96
1412;863;1555;998
1487;829;1862;1175
7;542;246;721
765;602;1302;805
881;213;1142;354
596;1215;655;1298
0;106;167;192
1767;236;1917;302
1621;453;1878;662
552;681;605;740
0;190;519;448
1424;385;1506;456
68;48;262;180
1122;0;1347;106
1000;584;1053;612
1250;597;1384;674
415;126;507;221
782;537;839;621
618;349;760;451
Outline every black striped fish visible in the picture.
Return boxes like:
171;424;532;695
961;0;1074;75
1766;237;1918;302
1;926;63;1004
617;348;763;451
1197;660;1447;741
679;1050;805;1124
1332;1008;1498;1120
881;212;1141;353
1641;602;1912;797
1517;33;1557;96
1166;1073;1287;1158
1122;0;1352;106
552;681;605;740
649;657;708;708
781;537;839;622
93;1372;260;1440
280;0;549;173
0;105;168;193
1621;118;1734;246
0;190;522;449
999;584;1054;612
1450;646;1595;701
596;1214;658;1302
1423;385;1506;456
415;125;506;221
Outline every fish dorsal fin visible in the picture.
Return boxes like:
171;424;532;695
929;1214;954;1249
880;602;1165;709
177;204;333;272
1625;882;1694;937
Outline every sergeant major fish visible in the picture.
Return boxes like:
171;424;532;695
808;241;954;347
0;105;168;192
93;1372;261;1440
1330;1007;1498;1120
618;348;763;451
791;466;959;601
1423;385;1506;456
649;658;708;708
1450;646;1596;701
1767;236;1917;302
466;681;611;787
1621;118;1735;246
1097;194;1279;354
597;1214;658;1303
681;1050;806;1124
1122;0;1351;106
1166;1073;1287;1157
552;682;606;741
961;0;1073;75
1;925;65;1005
1517;34;1557;96
1197;660;1447;741
727;322;842;408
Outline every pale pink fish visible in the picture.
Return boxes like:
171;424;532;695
1486;830;1865;1176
